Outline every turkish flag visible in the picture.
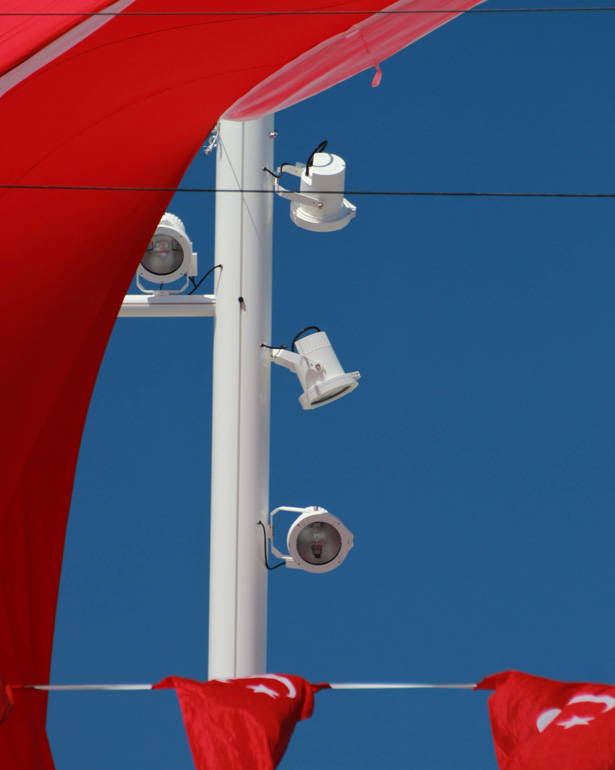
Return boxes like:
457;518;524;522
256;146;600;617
154;674;330;770
476;670;615;769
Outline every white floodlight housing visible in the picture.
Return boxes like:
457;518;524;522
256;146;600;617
270;331;360;410
137;212;197;293
274;152;356;233
268;506;354;573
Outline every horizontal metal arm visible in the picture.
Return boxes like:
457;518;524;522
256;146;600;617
269;348;323;373
273;180;323;209
269;348;302;371
118;294;215;318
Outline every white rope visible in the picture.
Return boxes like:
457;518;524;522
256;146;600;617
329;683;476;690
23;684;152;691
18;682;475;691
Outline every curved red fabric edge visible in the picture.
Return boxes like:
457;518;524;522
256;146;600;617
224;0;485;121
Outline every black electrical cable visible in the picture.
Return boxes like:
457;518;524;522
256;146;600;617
260;343;288;350
305;141;328;177
2;184;612;197
291;326;321;352
257;521;285;571
263;163;292;179
188;263;222;295
265;145;329;182
2;8;614;15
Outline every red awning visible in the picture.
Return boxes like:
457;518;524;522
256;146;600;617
0;2;481;766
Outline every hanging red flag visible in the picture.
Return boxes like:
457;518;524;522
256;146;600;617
154;674;330;770
476;670;615;770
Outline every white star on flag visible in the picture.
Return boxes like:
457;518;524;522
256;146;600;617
557;715;594;729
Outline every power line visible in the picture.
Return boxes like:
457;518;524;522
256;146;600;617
1;7;614;15
1;184;613;198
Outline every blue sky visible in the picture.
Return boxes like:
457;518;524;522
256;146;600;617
47;3;614;768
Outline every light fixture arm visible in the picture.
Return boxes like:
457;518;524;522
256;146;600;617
269;348;321;375
267;507;307;567
278;163;305;178
273;168;324;211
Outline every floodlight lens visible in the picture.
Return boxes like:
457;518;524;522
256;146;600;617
142;235;184;276
296;522;342;565
310;384;352;406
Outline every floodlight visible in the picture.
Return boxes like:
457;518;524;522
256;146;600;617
273;152;356;233
137;212;197;293
269;330;360;410
267;506;354;573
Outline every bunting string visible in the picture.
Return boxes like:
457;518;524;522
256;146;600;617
12;681;476;691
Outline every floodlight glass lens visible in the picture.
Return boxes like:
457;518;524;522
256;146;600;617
142;235;184;276
296;521;342;565
311;384;351;406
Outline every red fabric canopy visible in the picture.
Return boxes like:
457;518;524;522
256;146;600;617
0;2;480;766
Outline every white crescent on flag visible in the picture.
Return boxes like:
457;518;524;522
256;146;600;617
568;694;615;712
537;692;615;732
219;674;298;699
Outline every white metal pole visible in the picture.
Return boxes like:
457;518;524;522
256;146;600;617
208;116;274;680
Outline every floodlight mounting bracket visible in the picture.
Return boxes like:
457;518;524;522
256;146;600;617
136;273;191;295
273;163;324;209
269;348;323;374
267;506;309;569
274;184;323;210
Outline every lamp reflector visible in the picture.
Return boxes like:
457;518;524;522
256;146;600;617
286;507;354;573
142;235;184;276
295;521;342;565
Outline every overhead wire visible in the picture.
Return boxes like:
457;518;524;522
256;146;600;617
0;185;612;198
2;7;611;200
1;7;614;15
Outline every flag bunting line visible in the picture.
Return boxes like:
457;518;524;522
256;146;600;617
12;682;477;691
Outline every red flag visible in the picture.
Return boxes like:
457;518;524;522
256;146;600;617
154;674;330;770
476;670;615;770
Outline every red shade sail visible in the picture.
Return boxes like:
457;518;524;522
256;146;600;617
0;2;481;766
